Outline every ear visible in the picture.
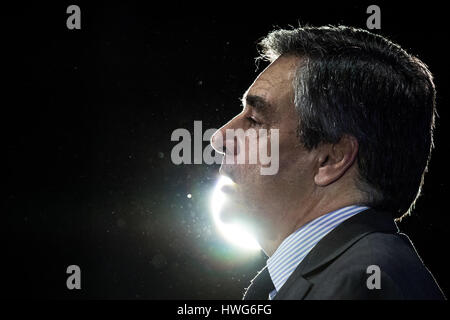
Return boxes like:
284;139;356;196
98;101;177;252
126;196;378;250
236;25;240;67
314;135;359;187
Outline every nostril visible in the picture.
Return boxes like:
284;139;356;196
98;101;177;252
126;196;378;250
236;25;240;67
222;145;228;155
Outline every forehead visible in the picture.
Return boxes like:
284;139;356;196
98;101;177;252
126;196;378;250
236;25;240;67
247;55;300;103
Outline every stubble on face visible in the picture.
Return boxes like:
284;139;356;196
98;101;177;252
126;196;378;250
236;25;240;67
218;55;317;245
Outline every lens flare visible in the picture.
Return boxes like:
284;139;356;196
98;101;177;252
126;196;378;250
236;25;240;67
210;176;261;251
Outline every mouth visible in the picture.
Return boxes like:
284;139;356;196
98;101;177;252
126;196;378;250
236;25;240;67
217;164;239;196
220;183;237;195
219;163;235;183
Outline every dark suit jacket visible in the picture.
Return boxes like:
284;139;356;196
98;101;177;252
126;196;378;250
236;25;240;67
243;208;445;300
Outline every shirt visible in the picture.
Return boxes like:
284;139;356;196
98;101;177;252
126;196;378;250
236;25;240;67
267;205;370;299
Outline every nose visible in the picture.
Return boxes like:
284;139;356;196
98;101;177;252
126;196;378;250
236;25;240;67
211;125;228;155
210;117;241;157
210;128;225;154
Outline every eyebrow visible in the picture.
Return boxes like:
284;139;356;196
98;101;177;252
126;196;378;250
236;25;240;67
241;94;270;112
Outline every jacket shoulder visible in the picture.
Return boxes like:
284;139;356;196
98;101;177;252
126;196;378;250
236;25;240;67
306;232;445;300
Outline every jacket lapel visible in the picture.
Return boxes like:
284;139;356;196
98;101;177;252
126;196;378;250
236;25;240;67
243;266;275;300
274;208;398;300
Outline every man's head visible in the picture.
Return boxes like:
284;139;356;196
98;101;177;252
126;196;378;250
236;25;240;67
211;26;436;253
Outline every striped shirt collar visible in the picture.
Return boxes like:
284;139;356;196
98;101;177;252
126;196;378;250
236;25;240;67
266;205;370;298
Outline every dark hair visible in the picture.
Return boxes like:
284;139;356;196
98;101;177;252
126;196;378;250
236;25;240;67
258;25;436;219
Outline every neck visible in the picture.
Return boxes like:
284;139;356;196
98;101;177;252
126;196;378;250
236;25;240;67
259;185;364;257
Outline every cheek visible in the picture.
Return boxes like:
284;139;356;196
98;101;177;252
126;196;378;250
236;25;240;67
235;128;301;178
234;132;271;168
275;130;301;168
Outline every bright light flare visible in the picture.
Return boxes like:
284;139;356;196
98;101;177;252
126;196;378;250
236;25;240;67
210;176;261;251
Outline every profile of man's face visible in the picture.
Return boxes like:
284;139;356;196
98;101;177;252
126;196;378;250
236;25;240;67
211;55;318;244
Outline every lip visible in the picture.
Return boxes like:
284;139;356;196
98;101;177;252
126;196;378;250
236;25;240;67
220;184;237;195
219;164;236;183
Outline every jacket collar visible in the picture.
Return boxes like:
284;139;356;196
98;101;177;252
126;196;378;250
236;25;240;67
273;208;398;300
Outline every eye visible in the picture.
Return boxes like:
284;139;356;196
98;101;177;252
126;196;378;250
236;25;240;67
247;116;260;126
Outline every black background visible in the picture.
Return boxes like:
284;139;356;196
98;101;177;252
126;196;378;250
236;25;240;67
3;1;449;299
